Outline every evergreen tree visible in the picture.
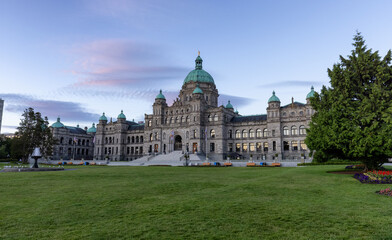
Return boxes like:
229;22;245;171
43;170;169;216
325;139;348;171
306;32;392;170
14;108;57;163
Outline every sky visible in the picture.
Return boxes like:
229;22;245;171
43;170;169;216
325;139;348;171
1;0;392;133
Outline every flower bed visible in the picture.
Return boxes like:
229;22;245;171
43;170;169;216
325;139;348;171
377;187;392;197
354;171;392;184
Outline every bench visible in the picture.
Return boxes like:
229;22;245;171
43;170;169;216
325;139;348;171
202;162;211;166
271;163;281;167
246;162;256;167
224;162;232;166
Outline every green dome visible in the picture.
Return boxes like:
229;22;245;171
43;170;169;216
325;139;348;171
51;117;65;128
155;89;165;99
99;112;107;121
87;123;96;133
225;100;234;109
268;91;280;103
192;84;203;94
117;110;126;119
306;86;315;99
183;54;215;85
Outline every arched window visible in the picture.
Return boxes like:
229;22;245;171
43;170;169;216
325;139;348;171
283;141;289;151
263;128;268;137
299;125;306;135
132;136;135;143
154;132;158;140
181;116;184;122
214;115;218;121
291;126;298;135
127;136;130;143
249;129;255;138
210;129;216;138
175;117;179;123
193;130;197;138
105;137;108;144
186;116;190;122
235;130;241;139
140;136;143;143
82;139;85;146
149;133;153;142
228;130;232;139
292;141;298;151
60;137;64;144
256;129;262;138
148;120;152;127
263;142;269;152
283;126;289;136
242;130;248;138
136;136;139;143
86;140;89;146
208;115;213;122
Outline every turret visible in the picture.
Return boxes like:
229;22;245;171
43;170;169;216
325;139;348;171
99;112;108;125
117;110;126;123
306;86;315;104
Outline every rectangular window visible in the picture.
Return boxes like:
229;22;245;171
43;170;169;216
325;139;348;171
292;141;298;151
256;142;262;152
249;143;255;152
283;141;289;151
242;143;248;152
236;143;241;152
263;142;268;152
210;143;215;152
273;141;276;151
228;143;233;152
300;140;307;150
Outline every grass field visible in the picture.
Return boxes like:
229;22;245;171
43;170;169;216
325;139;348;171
1;165;391;239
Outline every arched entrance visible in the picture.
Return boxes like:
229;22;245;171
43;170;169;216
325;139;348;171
174;135;182;151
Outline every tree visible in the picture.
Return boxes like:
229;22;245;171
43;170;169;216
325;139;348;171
14;108;57;163
306;32;392;170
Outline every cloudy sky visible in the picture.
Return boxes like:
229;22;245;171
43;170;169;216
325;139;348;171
1;0;392;133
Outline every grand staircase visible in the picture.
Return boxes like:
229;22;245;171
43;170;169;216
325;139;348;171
144;151;184;166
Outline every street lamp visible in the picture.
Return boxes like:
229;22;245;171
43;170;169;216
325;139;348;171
31;147;42;168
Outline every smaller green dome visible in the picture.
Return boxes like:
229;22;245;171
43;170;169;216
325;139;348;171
193;84;203;94
51;117;65;128
235;109;239;114
226;100;234;109
156;89;165;99
306;86;315;99
118;110;126;119
87;123;96;133
99;112;107;121
268;91;280;103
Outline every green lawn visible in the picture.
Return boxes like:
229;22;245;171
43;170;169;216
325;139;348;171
0;165;391;239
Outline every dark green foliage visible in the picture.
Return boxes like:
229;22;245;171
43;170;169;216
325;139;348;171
0;135;11;159
14;108;57;163
306;32;392;170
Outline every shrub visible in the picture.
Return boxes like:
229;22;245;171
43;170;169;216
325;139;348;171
378;188;392;197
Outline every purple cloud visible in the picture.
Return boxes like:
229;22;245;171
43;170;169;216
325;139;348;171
69;39;188;88
0;93;100;123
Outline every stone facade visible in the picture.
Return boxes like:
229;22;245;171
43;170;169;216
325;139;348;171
50;118;95;160
94;54;315;161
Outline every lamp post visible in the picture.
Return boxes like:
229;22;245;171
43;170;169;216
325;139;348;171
31;147;42;168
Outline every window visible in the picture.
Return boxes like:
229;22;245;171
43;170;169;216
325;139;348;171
127;147;130;154
132;136;135;143
263;128;268;137
283;126;289;136
60;137;64;144
131;147;134;154
256;129;262;138
283;141;289;151
127;137;130;144
292;141;298;151
236;143;241;152
140;136;143;143
228;130;232;139
210;143;215;152
249;143;255;152
148;120;152;127
175;117;179;123
208;115;212;122
242;143;248;152
291;126;298;135
263;142;268;152
214;115;218;121
299;125;306;135
149;133;153;142
69;138;72;145
186;131;189;139
136;136;139;143
300;140;307;150
242;130;248;138
256;143;262;152
235;130;241;139
154;132;158;140
193;130;197;138
273;141;276;151
228;143;233;152
249;129;255;138
186;116;190;122
210;129;215;138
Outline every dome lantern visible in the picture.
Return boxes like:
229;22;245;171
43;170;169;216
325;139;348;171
99;112;108;121
306;86;315;99
155;89;166;100
117;110;126;119
268;91;280;103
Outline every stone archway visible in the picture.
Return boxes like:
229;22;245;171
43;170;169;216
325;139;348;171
174;135;182;151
